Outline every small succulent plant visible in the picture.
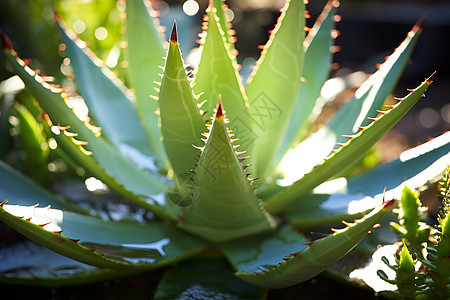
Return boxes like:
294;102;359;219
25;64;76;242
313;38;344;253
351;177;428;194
0;0;449;297
373;168;449;299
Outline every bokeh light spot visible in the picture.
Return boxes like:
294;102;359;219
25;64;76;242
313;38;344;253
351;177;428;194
73;20;86;34
95;27;108;40
183;0;199;16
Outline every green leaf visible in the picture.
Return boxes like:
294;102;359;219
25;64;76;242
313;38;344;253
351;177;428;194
245;0;305;179
126;0;168;167
228;200;394;288
265;72;434;213
58;21;161;168
159;24;206;185
154;255;265;300
2;46;177;220
193;5;253;154
12;103;49;183
0;203;209;269
279;25;421;186
0;240;136;287
212;0;235;51
283;132;450;227
277;1;335;166
0;160;73;210
396;242;417;298
179;102;276;242
395;186;423;243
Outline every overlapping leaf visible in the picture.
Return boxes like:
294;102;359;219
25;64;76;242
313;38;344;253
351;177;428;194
126;0;168;167
222;200;392;288
279;24;421;186
245;0;305;178
1;37;177;220
0;202;209;269
59;21;161;169
180;102;276;242
265;72;434;213
159;24;205;185
283;132;450;227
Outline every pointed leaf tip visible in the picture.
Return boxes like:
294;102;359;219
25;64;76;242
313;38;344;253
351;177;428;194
426;71;436;83
414;13;427;30
170;21;178;43
0;29;13;51
215;96;224;118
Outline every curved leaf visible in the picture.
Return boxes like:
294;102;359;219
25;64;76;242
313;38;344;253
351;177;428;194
279;24;421;185
1;40;177;220
0;240;136;287
126;0;168;167
229;200;393;288
277;1;335;165
245;0;305;179
284;132;450;227
0;202;209;269
58;21;161;168
265;73;434;213
0;161;72;210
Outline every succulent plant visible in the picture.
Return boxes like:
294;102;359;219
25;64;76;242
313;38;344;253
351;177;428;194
372;169;450;299
0;0;449;297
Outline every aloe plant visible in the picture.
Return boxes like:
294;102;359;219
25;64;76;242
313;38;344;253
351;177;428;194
0;0;449;297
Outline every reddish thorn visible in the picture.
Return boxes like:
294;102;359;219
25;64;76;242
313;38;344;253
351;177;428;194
53;230;63;234
38;222;52;227
373;223;381;229
413;13;427;31
310;232;329;237
368;117;377;122
367;230;372;234
382;199;395;210
331;228;339;233
170;21;178;43
362;211;367;219
342;134;354;139
0;199;7;207
215;96;224;118
25;217;32;221
251;177;261;182
357;126;365;131
0;29;14;50
188;169;195;174
22;58;32;66
426;71;436;83
68;238;80;243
